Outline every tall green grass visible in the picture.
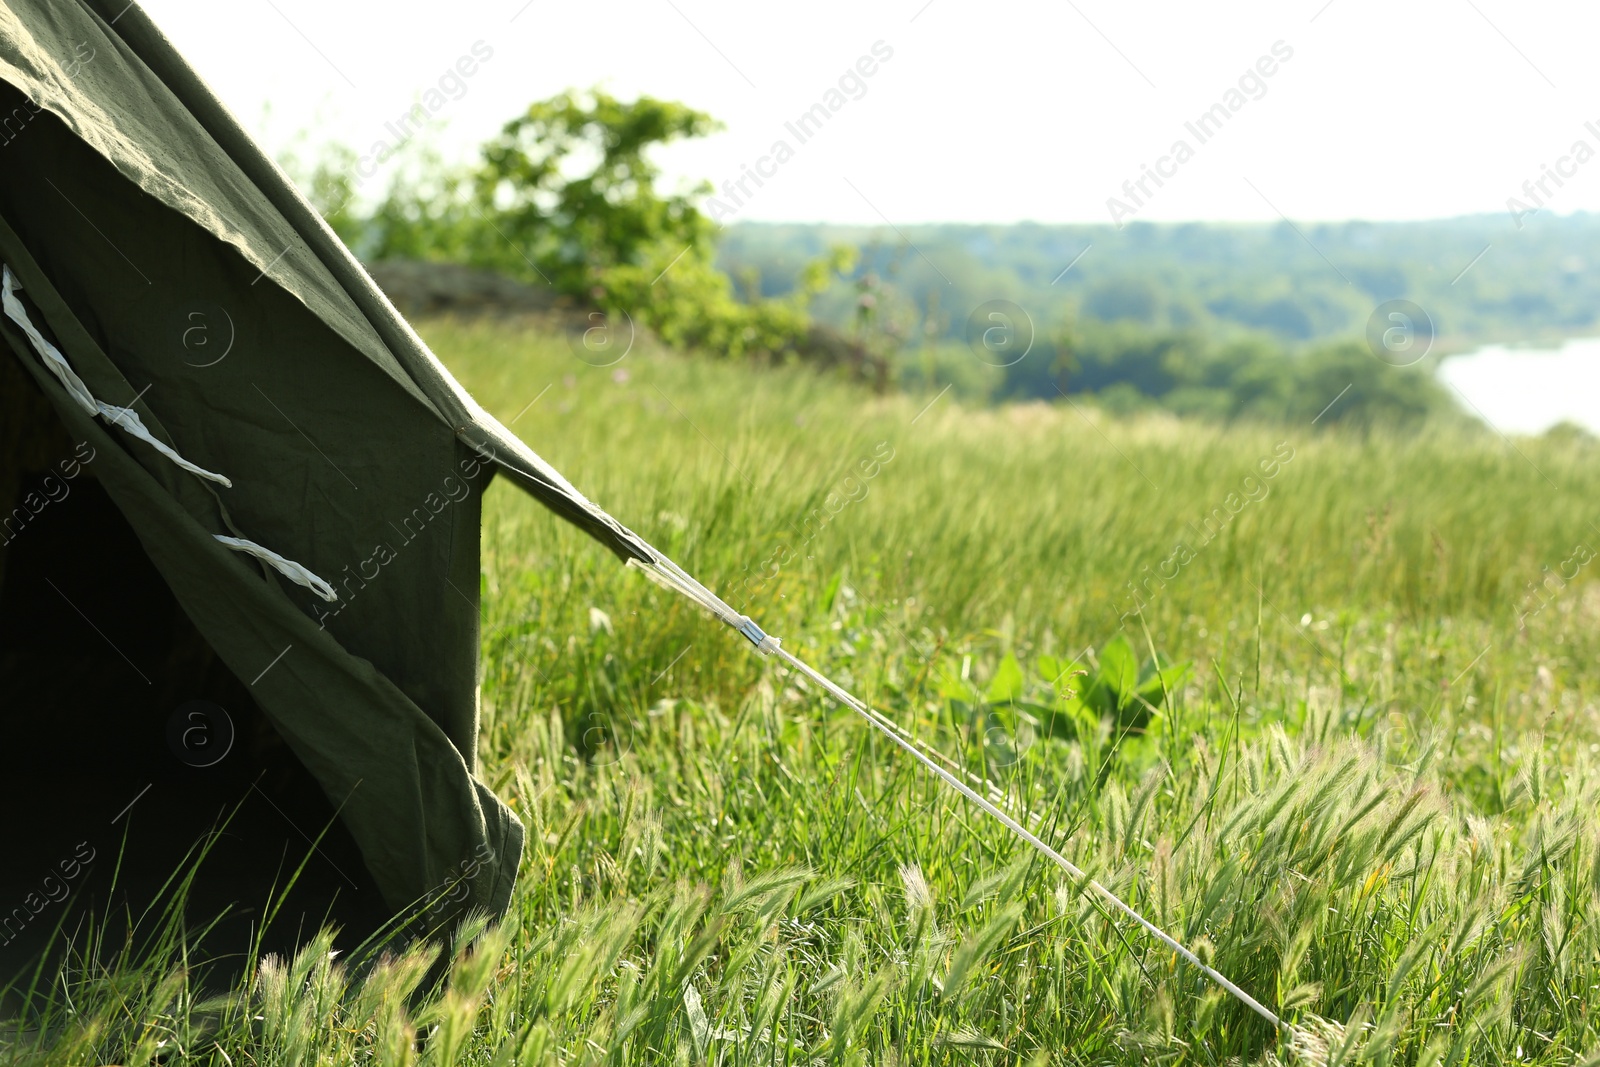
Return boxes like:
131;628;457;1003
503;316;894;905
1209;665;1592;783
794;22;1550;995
7;319;1600;1065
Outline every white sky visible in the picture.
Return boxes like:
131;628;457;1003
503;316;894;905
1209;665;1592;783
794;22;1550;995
136;0;1600;226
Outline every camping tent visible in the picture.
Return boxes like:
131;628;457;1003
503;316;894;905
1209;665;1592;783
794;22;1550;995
0;0;688;969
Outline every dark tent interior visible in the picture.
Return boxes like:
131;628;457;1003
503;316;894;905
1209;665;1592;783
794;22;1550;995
0;351;390;993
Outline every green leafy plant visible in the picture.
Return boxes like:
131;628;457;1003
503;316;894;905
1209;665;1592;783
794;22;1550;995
1068;633;1191;732
969;635;1190;748
934;636;1190;781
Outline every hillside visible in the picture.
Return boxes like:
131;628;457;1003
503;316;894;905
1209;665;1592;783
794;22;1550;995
14;318;1600;1065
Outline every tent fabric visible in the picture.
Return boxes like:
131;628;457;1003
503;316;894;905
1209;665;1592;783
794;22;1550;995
0;0;662;925
0;0;658;565
2;266;238;488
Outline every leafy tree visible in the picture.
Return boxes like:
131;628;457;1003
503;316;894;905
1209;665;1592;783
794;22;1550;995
472;91;719;296
317;89;862;366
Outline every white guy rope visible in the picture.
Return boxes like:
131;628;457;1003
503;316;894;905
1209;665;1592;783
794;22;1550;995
769;643;1285;1032
632;554;1290;1038
3;263;339;604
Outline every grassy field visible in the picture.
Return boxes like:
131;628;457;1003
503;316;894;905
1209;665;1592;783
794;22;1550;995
12;319;1600;1065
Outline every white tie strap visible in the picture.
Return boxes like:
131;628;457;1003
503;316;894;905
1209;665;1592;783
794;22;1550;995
2;266;231;487
3;262;339;605
95;401;232;486
213;536;339;602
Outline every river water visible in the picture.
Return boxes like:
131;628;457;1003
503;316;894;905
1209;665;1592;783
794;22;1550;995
1439;337;1600;435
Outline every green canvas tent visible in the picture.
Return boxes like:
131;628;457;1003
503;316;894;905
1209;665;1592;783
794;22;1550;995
0;0;694;970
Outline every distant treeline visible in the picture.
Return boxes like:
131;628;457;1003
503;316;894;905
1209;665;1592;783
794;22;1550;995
717;215;1600;349
715;214;1600;427
951;322;1456;429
